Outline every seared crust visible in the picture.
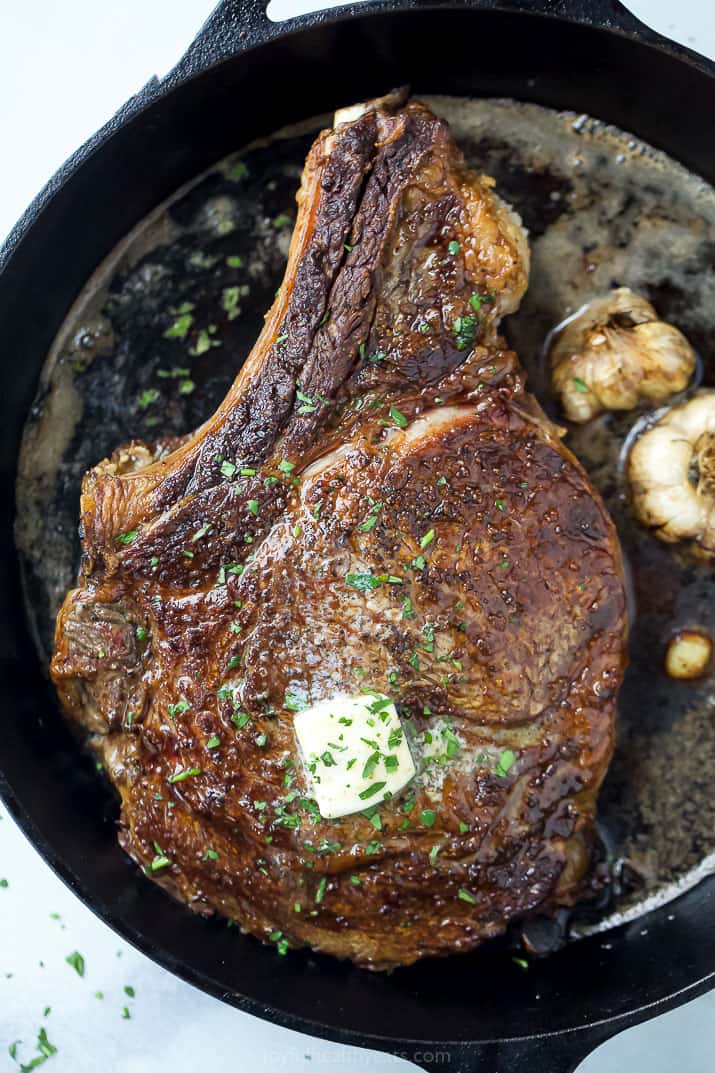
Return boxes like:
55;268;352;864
51;96;626;970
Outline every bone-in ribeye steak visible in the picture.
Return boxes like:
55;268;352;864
51;91;627;969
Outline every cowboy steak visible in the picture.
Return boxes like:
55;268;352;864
51;91;627;969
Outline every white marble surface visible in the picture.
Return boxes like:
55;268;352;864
1;2;714;1071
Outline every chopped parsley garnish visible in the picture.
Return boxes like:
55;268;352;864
206;736;221;749
192;328;220;356
420;528;435;549
157;366;190;380
512;956;529;970
65;951;85;977
362;752;380;779
137;388;160;409
389;405;408;429
364;840;382;855
167;698;190;718
295;385;317;414
284;691;307;712
495;749;516;777
453;314;479;351
12;1027;57;1071
226;254;243;268
116;530;138;545
217;562;244;584
248;499;259;516
358;502;383;532
189;251;219;269
315;877;327;903
358;781;386;800
168;767;201;784
443;727;460;759
124;985;135;998
317;838;342;854
412;555;426;571
448;240;461;255
163;313;193;339
220;460;237;478
420;809;437;827
350;875;361;886
368;350;387;364
469;291;492;313
150;850;171;872
429;844;441;866
278;459;295;475
387;728;403;750
345;572;383;592
255;732;268;747
495;498;505;511
573;376;589;393
273;214;292;229
228;161;249;181
222;286;241;321
458;889;477;904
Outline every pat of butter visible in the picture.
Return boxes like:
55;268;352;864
293;693;416;819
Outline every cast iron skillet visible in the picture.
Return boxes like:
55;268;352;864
0;2;713;1070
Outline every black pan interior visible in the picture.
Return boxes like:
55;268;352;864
1;6;714;1053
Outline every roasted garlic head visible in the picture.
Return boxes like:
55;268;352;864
628;392;715;556
549;288;696;423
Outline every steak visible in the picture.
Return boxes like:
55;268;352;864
51;91;627;970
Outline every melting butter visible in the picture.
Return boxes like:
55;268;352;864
293;693;416;819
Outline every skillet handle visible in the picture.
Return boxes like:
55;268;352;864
398;1023;620;1073
160;0;677;90
162;0;274;86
